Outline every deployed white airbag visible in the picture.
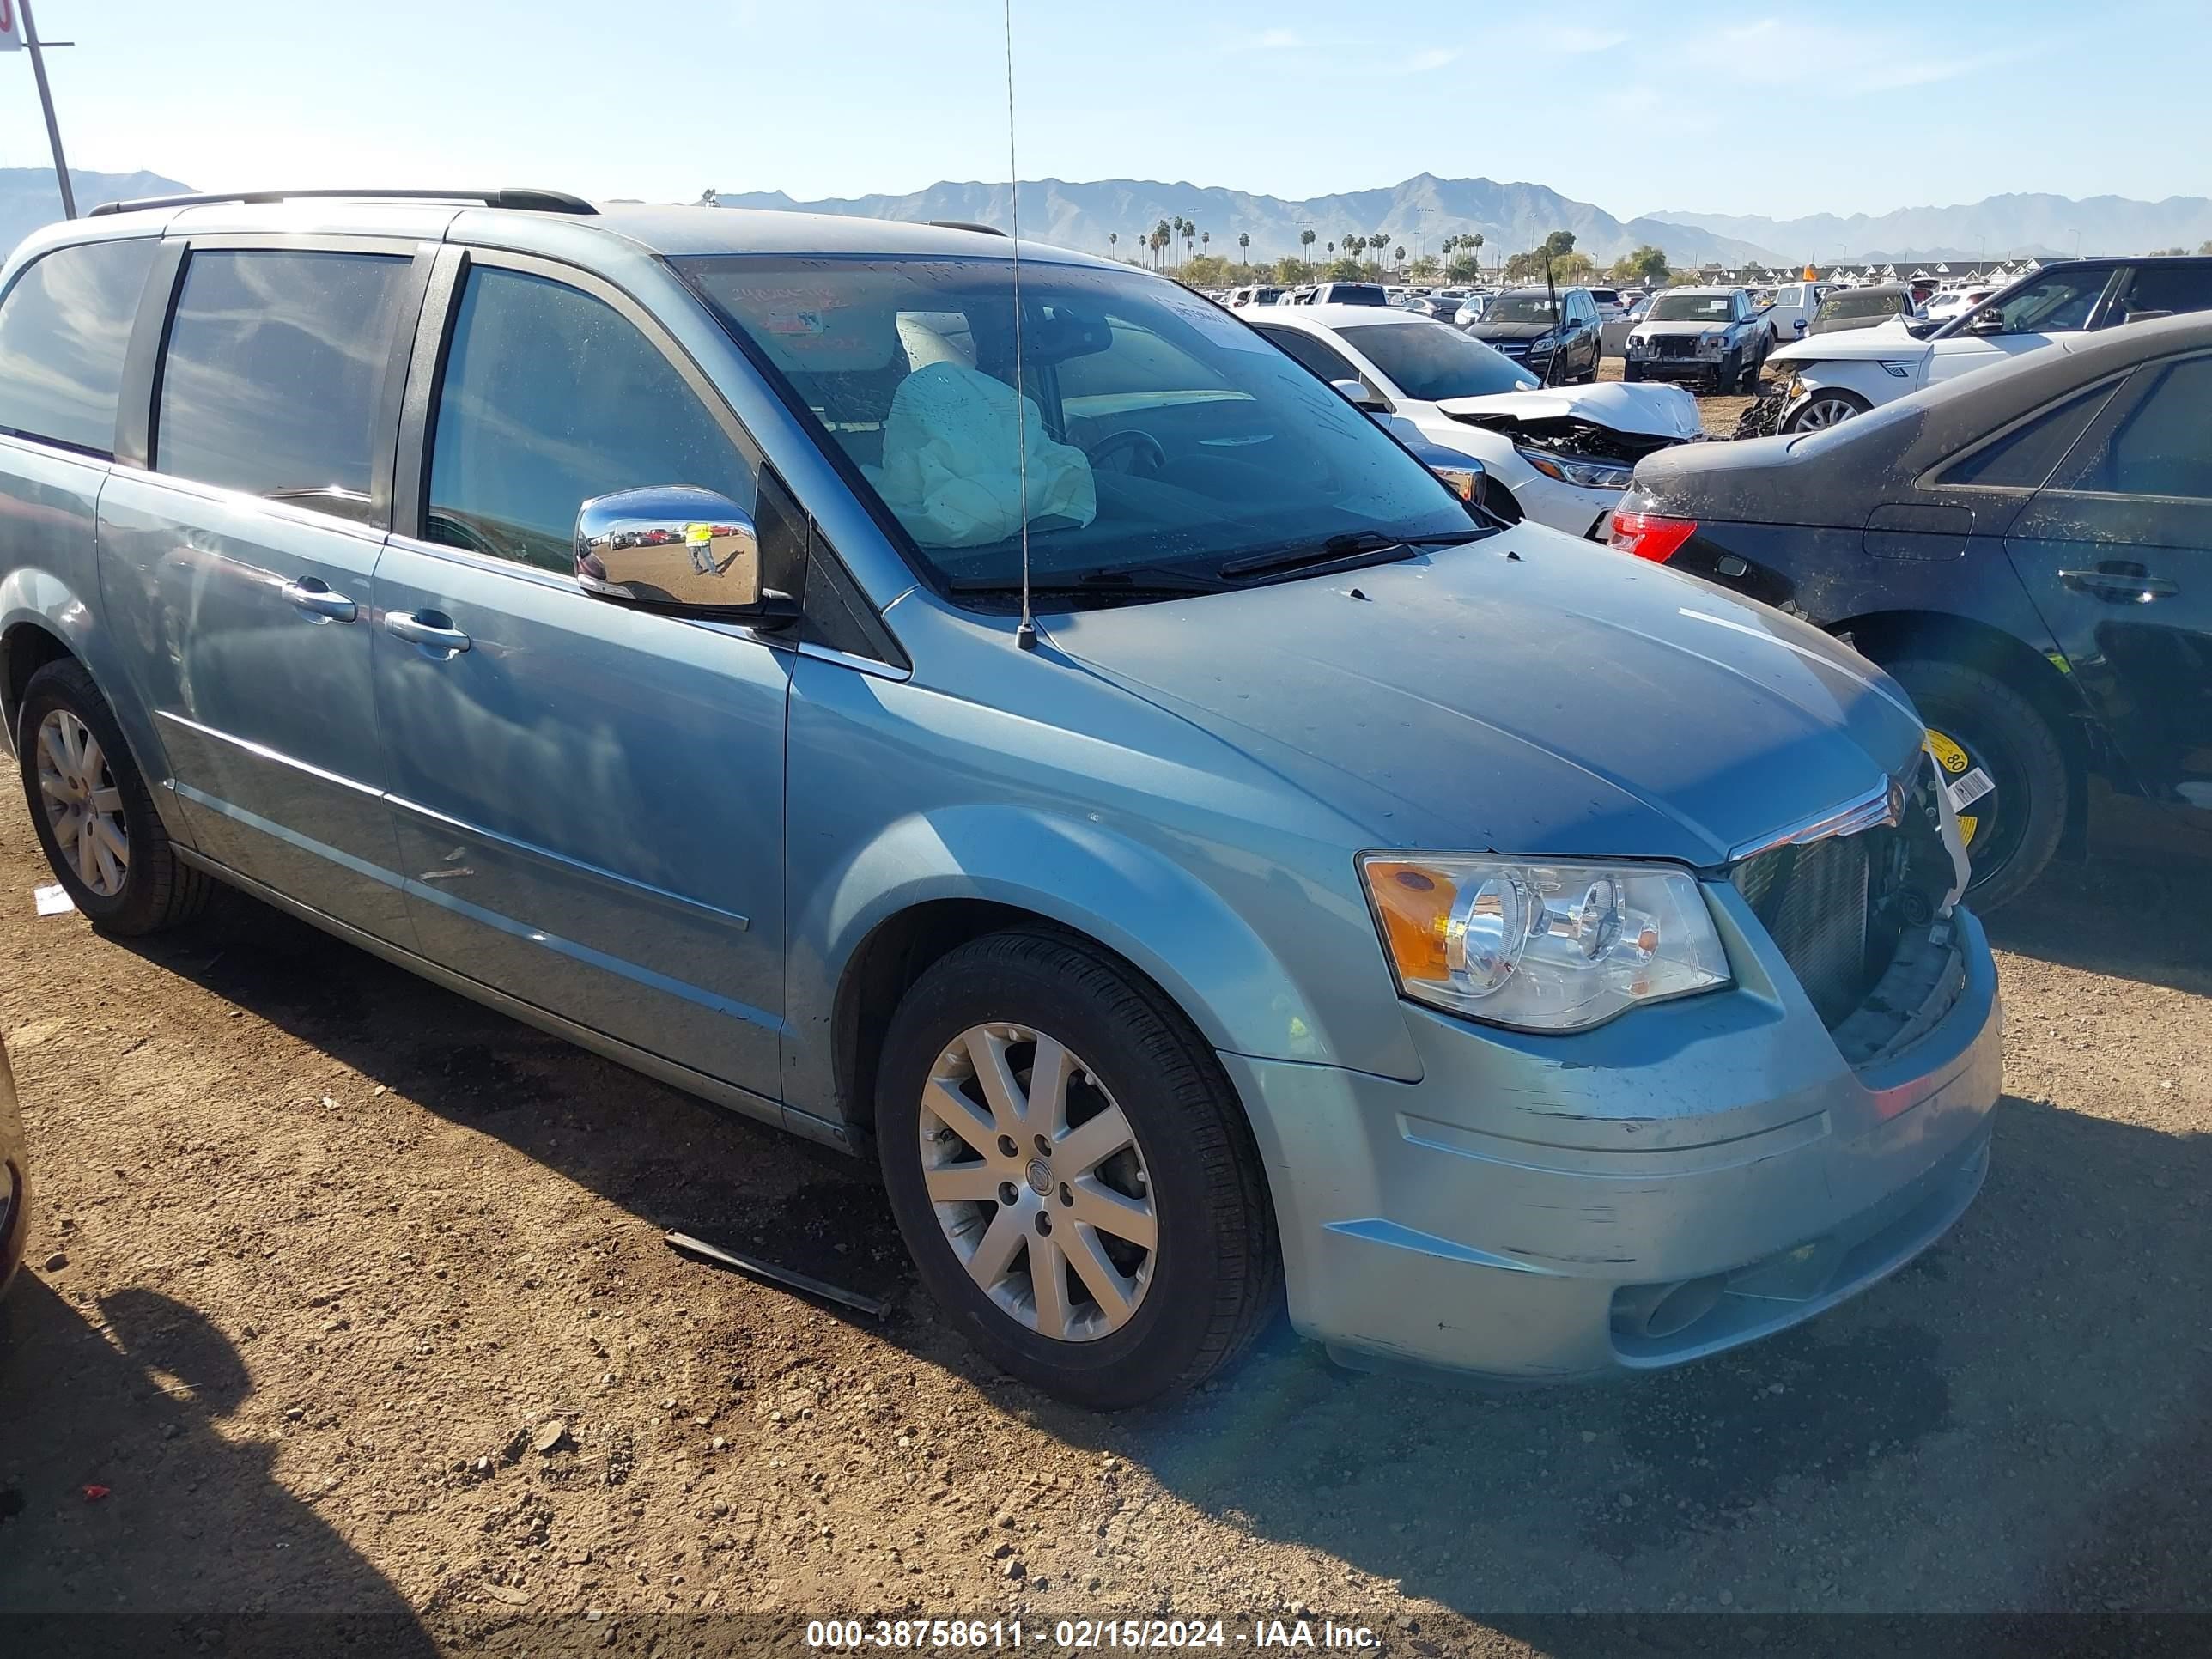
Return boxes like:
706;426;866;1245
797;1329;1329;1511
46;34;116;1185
879;362;1097;547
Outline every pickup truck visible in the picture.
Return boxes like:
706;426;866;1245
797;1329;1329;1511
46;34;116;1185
1621;287;1769;392
1764;255;2212;432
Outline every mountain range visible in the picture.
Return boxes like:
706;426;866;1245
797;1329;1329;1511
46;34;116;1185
0;168;191;256
720;176;2212;267
7;168;2205;269
715;173;1773;266
1647;193;2212;265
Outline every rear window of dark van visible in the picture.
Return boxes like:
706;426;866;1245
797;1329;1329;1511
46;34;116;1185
0;238;158;457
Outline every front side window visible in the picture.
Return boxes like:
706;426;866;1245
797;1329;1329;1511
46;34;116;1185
1978;270;2109;336
0;238;158;456
683;256;1472;599
1334;321;1537;402
2065;356;2212;500
425;266;763;575
155;249;414;523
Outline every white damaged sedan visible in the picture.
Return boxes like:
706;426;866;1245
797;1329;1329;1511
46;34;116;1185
1246;305;1704;538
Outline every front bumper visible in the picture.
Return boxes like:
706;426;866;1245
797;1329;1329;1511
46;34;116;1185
1223;891;2002;1382
1629;351;1733;385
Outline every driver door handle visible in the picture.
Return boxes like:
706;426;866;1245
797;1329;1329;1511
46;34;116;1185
282;579;357;623
385;610;472;653
2058;564;2179;603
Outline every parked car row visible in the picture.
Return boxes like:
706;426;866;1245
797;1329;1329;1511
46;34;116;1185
1247;304;1702;538
9;192;2189;1413
1765;255;2212;432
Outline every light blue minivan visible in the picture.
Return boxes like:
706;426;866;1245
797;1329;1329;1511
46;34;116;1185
0;192;2001;1407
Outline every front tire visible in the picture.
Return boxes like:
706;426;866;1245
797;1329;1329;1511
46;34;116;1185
15;659;210;934
1884;658;2068;910
1781;387;1870;433
877;929;1279;1410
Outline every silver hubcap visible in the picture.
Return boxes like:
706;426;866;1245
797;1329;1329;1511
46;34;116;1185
1796;395;1858;430
919;1023;1157;1343
35;709;129;897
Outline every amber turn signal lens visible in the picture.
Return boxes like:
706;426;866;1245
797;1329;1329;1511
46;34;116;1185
1366;861;1457;982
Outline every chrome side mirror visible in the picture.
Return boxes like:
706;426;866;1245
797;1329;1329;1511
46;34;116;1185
1331;378;1389;414
1967;309;2005;334
574;486;789;620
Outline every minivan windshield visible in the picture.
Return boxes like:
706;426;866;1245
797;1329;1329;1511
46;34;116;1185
680;256;1475;600
1336;320;1540;401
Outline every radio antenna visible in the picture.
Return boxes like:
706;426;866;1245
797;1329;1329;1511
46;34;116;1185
1003;0;1037;650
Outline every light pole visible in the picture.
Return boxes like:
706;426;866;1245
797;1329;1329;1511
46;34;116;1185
12;0;77;219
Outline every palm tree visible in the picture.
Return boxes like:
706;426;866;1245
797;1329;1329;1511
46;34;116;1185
1238;231;1250;264
1108;231;1118;260
1470;232;1485;275
1300;228;1316;261
1394;245;1406;265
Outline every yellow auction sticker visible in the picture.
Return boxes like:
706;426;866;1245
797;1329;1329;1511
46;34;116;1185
1925;730;1971;775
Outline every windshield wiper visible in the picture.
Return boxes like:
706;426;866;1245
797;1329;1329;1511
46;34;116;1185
946;565;1232;599
1215;526;1490;581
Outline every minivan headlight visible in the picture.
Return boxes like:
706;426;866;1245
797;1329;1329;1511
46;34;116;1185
1359;854;1731;1031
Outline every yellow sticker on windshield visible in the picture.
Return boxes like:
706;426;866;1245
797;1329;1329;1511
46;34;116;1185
1925;731;1971;775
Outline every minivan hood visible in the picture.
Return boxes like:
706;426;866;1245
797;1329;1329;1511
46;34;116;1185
1046;529;1925;866
1435;381;1705;440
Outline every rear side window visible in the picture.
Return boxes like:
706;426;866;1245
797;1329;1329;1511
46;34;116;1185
424;266;764;576
0;238;157;457
1252;325;1360;386
155;250;414;524
2063;356;2212;499
1938;383;2118;490
2118;264;2212;321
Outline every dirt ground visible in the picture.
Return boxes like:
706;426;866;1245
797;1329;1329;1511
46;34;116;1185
3;583;2208;1650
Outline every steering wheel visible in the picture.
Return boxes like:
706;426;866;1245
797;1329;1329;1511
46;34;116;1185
1086;428;1168;479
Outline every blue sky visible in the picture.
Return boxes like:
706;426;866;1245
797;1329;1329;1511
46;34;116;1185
3;0;2204;220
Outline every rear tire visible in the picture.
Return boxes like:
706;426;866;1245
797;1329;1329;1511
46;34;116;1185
15;659;210;935
877;928;1280;1410
1884;657;2068;911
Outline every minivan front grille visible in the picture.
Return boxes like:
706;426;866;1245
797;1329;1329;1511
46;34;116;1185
1729;759;1960;1039
1732;831;1875;1027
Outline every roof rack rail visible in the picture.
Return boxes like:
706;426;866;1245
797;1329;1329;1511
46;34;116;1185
88;186;596;219
928;220;1008;238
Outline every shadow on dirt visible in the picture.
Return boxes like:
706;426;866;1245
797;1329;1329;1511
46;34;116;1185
104;874;2212;1632
1989;854;2212;997
0;1279;435;1656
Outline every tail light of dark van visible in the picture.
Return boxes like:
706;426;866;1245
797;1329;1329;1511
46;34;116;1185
1607;509;1696;563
